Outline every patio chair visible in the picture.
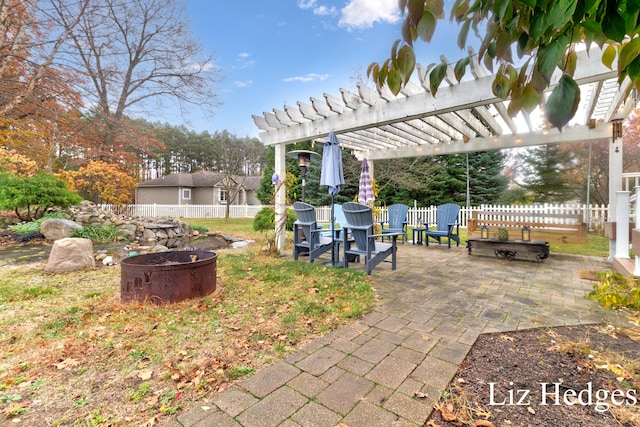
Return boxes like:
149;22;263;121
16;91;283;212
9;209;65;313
320;204;347;239
424;203;461;248
292;202;335;263
342;202;400;275
380;204;409;244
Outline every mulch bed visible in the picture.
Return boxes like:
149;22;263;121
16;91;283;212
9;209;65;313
426;325;640;427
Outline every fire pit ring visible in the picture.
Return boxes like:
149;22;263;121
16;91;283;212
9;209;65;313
120;250;217;304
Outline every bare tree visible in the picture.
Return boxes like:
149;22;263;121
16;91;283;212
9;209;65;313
0;0;87;122
57;0;220;152
212;131;265;219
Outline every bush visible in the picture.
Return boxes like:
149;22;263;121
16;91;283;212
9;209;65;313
253;207;296;232
189;224;208;234
587;271;640;310
72;225;123;242
9;212;65;235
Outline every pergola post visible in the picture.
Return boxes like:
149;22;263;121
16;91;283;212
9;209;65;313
274;143;287;254
609;121;624;260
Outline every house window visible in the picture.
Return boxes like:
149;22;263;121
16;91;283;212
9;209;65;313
182;189;191;200
219;189;227;204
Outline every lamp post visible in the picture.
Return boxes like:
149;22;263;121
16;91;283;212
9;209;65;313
287;150;320;202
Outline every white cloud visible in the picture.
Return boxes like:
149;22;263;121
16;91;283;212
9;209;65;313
339;0;400;29
283;73;330;83
297;0;336;17
234;80;253;88
235;52;255;69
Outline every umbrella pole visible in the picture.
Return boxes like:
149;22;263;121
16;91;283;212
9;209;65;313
331;194;335;265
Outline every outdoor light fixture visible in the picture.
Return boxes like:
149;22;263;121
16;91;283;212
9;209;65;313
522;226;531;242
481;225;489;239
612;120;623;140
287;149;320;202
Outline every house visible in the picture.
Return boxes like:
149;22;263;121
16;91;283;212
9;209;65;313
135;171;262;205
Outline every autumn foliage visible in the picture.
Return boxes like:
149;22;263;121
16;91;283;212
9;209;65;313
58;161;138;205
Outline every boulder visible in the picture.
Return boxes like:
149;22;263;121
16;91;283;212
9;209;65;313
40;218;82;241
45;238;95;272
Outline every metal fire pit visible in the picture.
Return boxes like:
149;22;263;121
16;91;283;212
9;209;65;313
120;250;217;304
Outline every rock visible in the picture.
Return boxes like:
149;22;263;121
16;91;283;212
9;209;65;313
231;241;249;249
45;238;95;272
40;218;82;241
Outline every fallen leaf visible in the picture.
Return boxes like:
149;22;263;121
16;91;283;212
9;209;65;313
138;368;153;380
527;406;535;414
414;391;428;398
426;420;442;427
53;358;80;369
500;335;516;342
475;420;495;427
422;335;431;340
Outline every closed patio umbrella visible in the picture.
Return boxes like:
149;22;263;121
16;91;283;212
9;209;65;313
320;132;344;265
358;158;374;206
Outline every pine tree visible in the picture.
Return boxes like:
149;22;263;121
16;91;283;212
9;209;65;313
518;145;575;203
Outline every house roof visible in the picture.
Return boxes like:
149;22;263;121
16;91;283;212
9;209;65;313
138;171;262;189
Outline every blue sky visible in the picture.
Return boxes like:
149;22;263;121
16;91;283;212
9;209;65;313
174;0;465;138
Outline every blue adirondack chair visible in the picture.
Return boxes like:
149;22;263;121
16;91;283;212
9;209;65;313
342;202;399;275
320;204;347;238
424;203;461;248
292;202;335;263
380;204;409;244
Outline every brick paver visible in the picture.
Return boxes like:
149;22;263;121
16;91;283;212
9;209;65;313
164;244;630;426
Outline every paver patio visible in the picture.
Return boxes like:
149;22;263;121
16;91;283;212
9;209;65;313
164;243;630;427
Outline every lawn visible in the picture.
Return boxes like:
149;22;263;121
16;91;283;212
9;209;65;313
0;220;375;426
0;218;612;425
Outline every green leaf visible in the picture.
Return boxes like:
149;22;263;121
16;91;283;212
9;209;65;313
545;74;580;131
429;62;447;95
495;31;513;62
457;19;471;50
388;67;402;95
492;71;511;99
454;57;470;82
618;37;640;75
602;44;617;70
401;19;414;45
519;0;536;8
529;14;548;41
536;36;567;82
494;0;510;21
397;45;416;84
522;83;542;113
417;10;437;42
517;32;529;58
602;6;626;42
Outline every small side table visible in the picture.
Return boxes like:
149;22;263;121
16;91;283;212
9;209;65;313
412;228;426;245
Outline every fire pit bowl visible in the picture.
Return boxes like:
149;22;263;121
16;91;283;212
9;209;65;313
120;250;217;304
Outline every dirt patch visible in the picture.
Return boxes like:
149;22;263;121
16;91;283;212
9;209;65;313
427;324;640;427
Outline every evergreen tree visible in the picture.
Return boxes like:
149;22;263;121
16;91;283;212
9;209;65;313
467;151;509;205
518;145;575;203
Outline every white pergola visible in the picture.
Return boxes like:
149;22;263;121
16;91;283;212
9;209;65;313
253;46;637;254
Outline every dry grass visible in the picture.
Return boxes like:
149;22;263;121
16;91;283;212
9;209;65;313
0;247;375;426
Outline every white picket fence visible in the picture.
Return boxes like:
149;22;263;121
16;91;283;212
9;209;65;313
100;203;609;231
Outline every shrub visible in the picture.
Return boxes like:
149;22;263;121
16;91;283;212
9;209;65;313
72;225;123;242
587;271;640;310
9;212;65;235
253;207;296;231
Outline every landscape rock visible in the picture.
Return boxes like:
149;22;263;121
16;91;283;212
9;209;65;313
45;238;95;272
40;218;83;241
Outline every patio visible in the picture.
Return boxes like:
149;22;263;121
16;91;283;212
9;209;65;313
166;244;629;427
